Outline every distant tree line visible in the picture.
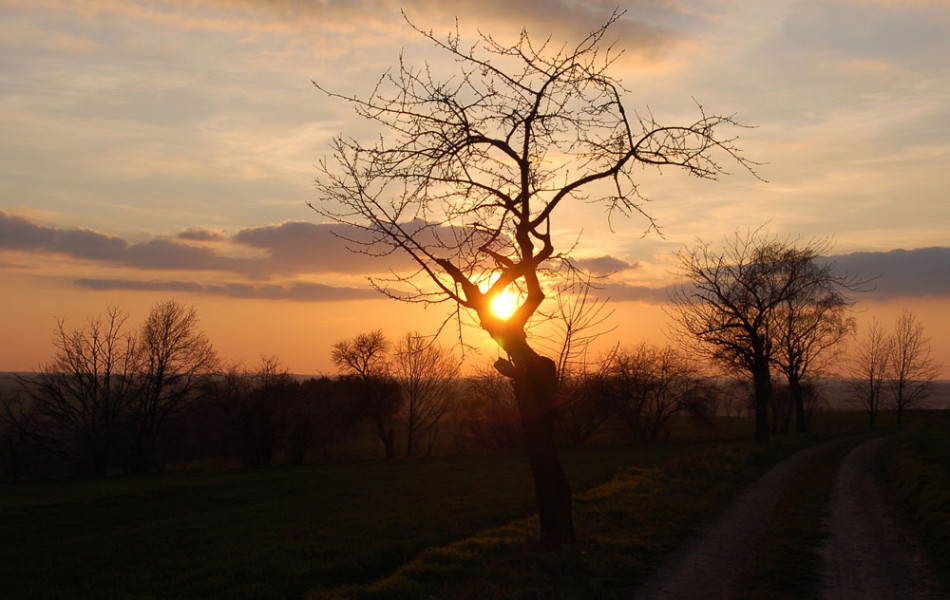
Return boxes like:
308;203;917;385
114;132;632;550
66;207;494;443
0;237;941;480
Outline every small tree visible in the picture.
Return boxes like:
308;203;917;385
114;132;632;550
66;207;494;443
214;356;295;468
850;319;890;427
313;12;753;544
595;344;706;443
770;240;856;433
393;333;459;457
332;330;402;458
128;300;217;473
887;310;939;426
0;391;39;479
454;367;523;455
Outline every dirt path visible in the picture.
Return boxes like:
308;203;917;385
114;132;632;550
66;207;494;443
819;436;945;600
634;433;944;600
633;436;854;600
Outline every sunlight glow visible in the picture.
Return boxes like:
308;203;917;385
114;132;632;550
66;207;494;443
490;288;520;320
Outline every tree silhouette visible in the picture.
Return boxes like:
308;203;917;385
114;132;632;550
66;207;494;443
770;240;856;433
129;300;217;473
313;12;754;544
671;231;799;445
331;330;401;458
393;333;459;457
20;306;138;474
887;310;939;425
851;319;891;427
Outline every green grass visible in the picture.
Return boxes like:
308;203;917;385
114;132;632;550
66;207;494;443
311;436;825;600
0;412;881;600
877;411;950;589
0;442;733;600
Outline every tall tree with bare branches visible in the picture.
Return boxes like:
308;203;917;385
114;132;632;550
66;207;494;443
670;231;803;445
19;306;138;474
130;300;217;473
770;240;857;433
850;319;891;427
393;333;459;457
312;12;754;544
887;310;939;426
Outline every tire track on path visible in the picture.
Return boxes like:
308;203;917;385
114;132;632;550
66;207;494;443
819;435;945;600
634;436;857;600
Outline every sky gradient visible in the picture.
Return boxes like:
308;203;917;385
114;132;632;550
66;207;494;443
1;0;948;376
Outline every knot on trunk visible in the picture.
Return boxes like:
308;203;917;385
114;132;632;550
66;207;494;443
494;357;521;379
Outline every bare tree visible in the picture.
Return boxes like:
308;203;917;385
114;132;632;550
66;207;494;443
887;310;939;426
129;300;217;473
331;329;390;379
393;333;460;457
550;277;614;446
312;12;754;544
19;306;138;474
671;231;804;444
850;319;891;427
331;330;401;458
595;344;707;443
0;391;38;479
770;240;856;433
214;356;296;468
454;367;523;455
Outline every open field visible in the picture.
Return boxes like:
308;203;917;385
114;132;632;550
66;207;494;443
2;411;944;599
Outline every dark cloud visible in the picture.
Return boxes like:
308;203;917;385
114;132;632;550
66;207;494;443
206;0;685;58
177;227;226;242
597;247;950;305
0;210;249;273
826;247;950;300
568;255;638;275
120;239;247;272
0;211;474;278
7;211;947;303
0;210;126;260
233;220;413;275
74;279;379;302
594;282;672;304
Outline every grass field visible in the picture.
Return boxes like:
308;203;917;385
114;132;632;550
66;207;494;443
878;411;950;587
0;411;925;599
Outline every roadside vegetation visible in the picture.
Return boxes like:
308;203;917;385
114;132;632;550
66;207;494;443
878;411;950;588
1;413;877;600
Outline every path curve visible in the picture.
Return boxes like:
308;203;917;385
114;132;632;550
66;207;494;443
819;435;945;600
634;436;855;600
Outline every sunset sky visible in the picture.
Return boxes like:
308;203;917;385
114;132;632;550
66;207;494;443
1;0;948;377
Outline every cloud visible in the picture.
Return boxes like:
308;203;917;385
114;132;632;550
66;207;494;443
74;278;379;302
826;247;950;299
568;255;638;275
177;227;227;242
0;210;248;273
190;0;686;57
0;210;126;260
595;247;950;305
0;211;475;279
593;282;673;304
233;220;416;276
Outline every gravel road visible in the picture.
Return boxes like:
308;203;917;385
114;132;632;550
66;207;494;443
634;434;945;600
819;436;945;600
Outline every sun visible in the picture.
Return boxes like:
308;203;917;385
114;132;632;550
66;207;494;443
490;288;520;320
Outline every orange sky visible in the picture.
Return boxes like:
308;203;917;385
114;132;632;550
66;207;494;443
1;0;948;377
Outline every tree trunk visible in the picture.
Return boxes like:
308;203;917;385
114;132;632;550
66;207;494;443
496;348;575;546
789;374;808;434
377;419;395;459
752;358;771;445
